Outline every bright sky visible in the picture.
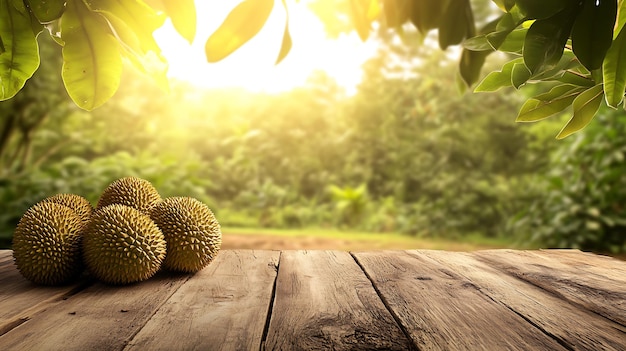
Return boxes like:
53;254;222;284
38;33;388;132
153;0;378;94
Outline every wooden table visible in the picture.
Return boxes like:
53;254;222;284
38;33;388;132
0;249;624;350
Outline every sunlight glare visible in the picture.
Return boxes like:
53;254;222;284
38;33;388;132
153;0;378;94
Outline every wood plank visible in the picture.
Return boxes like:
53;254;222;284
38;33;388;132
474;249;626;326
265;250;413;350
353;250;567;350
125;250;280;351
0;249;12;261
0;271;189;350
535;249;626;284
420;250;626;351
0;256;91;337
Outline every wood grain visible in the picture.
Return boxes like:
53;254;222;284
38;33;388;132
0;258;90;337
125;250;280;351
353;250;567;350
264;250;412;351
0;271;189;350
534;249;626;284
0;250;12;262
420;250;626;350
474;249;626;327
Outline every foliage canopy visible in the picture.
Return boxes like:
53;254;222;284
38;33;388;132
0;0;625;137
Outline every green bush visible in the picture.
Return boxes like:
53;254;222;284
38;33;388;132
511;109;626;253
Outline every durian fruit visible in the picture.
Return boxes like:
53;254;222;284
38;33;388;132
150;197;221;273
82;204;166;285
96;177;161;215
41;193;93;226
12;202;84;285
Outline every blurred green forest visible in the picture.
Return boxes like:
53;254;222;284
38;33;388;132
1;32;625;254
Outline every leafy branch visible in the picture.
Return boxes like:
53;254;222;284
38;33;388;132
0;0;625;139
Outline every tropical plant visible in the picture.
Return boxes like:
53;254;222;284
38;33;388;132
510;109;626;253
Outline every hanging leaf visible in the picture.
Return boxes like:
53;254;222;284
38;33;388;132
83;0;168;90
438;0;469;49
383;0;410;28
27;0;66;23
615;0;626;38
462;16;499;51
556;71;596;86
515;0;569;20
350;0;379;41
557;84;604;139
516;85;585;122
603;26;626;107
459;48;488;86
572;0;617;71
474;57;523;92
484;12;525;50
61;0;122;110
0;0;40;100
523;7;579;74
205;0;274;63
511;62;531;88
85;0;165;55
491;0;515;12
275;0;291;64
163;0;196;43
410;0;448;34
497;28;526;53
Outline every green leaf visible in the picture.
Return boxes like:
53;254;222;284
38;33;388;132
383;0;410;28
474;57;523;92
516;85;584;122
603;26;626;107
61;0;122;110
350;0;379;41
462;35;492;51
523;7;578;74
511;62;531;88
275;0;291;64
205;0;274;63
459;48;488;86
515;0;569;19
557;84;604;139
84;0;168;90
85;0;165;55
162;0;196;43
556;70;596;86
0;0;40;100
438;0;470;49
497;28;526;53
0;34;4;54
615;0;625;38
483;12;525;50
572;0;617;71
27;0;66;23
491;0;515;12
410;0;448;34
461;16;500;51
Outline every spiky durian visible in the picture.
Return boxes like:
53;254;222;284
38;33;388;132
96;177;161;215
82;204;166;285
150;197;221;273
41;193;93;226
12;202;84;285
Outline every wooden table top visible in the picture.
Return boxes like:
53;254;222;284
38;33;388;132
0;249;624;350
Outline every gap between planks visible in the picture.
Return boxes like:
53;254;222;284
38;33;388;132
349;251;418;350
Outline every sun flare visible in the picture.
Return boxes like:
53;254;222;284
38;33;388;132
153;0;378;94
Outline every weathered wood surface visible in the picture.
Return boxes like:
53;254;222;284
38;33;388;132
0;249;624;351
126;250;279;351
264;250;413;350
